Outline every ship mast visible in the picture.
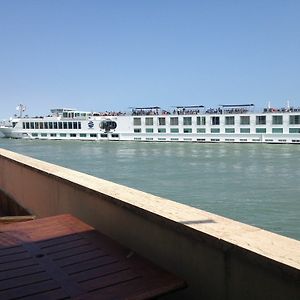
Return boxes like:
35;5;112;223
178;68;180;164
16;104;26;118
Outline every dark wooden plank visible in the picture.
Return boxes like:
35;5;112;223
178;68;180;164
71;261;130;283
0;258;37;272
63;255;119;275
21;288;69;300
0;280;61;299
79;269;141;292
20;287;70;300
0;250;32;263
0;245;25;257
42;238;91;255
56;249;107;267
0;271;50;291
37;233;83;248
49;244;98;261
0;264;44;281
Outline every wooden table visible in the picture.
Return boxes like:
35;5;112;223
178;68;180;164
0;214;185;299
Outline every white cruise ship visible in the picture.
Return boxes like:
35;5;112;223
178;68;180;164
1;104;300;144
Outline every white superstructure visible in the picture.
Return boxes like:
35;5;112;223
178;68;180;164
1;104;300;144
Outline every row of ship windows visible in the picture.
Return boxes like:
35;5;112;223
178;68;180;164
23;122;82;130
133;115;300;126
133;137;300;143
31;133;119;138
134;128;300;134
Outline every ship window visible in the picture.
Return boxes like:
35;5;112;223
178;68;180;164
35;122;39;129
158;128;166;133
272;128;283;133
63;112;68;118
112;134;119;138
183;128;192;133
225;128;235;133
146;138;153;141
78;122;81;129
22;122;25;129
145;117;153;126
134;128;141;133
211;128;220;133
158;117;166;126
80;134;86;137
133;118;141;126
197;128;206;133
289;128;300;133
211;116;220;125
63;122;68;129
289;115;300;125
26;122;30;129
49;122;53;129
68;122;73;129
100;133;107;138
171;138;179;141
256;116;266;125
53;122;58;129
240;128;250;133
41;133;47;137
183;117;192;126
171;128;179;133
70;133;76;137
158;138;166;141
256;128;266;133
58;122;62;129
60;133;66;137
225;116;235;125
196;116;206;126
44;122;48;129
240;116;250;125
30;122;34;129
170;117;178;126
90;134;97;137
50;133;57;137
272;115;283;125
32;133;38;137
73;122;78;129
146;128;153;133
40;122;44;129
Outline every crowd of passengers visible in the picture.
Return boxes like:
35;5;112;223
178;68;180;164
93;111;126;116
264;107;300;113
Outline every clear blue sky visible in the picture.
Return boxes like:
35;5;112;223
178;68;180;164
0;0;300;119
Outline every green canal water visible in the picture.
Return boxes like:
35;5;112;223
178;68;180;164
0;138;299;240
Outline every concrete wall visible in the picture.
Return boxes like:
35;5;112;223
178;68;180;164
0;147;299;300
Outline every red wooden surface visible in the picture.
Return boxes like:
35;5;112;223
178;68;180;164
0;214;185;299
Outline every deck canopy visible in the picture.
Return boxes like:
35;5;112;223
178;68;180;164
175;105;205;109
132;106;161;110
220;104;255;108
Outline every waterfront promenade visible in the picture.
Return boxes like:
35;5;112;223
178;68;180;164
0;147;299;299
